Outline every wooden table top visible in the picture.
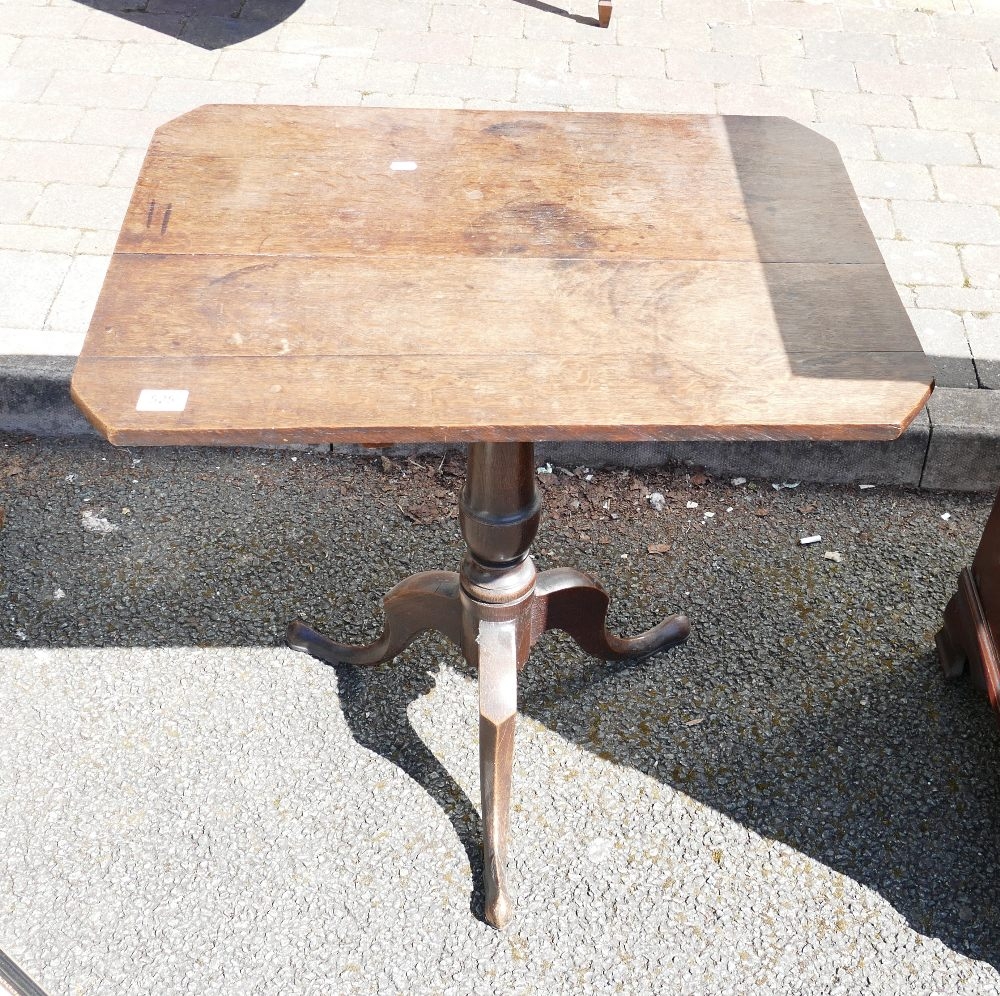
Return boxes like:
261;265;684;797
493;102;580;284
71;105;933;446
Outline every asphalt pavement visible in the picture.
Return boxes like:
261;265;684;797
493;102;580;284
1;436;999;995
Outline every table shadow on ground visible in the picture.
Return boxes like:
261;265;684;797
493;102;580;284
72;0;307;49
0;438;996;962
336;640;1000;960
510;0;599;26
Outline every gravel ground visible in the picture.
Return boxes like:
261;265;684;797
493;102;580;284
1;436;999;995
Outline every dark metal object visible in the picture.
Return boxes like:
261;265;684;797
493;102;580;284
287;441;690;927
0;950;50;996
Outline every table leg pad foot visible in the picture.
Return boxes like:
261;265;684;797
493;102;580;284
484;885;514;930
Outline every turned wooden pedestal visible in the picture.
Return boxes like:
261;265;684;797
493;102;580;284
287;442;689;927
936;490;1000;726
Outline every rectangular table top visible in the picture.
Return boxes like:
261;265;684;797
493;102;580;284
71;105;933;446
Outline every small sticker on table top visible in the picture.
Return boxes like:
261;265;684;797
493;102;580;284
136;389;189;412
390;161;418;171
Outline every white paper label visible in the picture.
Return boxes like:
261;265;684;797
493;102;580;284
390;161;418;171
136;389;189;412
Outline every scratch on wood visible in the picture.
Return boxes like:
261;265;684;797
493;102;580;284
160;204;172;235
146;201;156;228
209;262;279;285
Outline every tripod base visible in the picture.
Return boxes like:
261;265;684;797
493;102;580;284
288;443;690;928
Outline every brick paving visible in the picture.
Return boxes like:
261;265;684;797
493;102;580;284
0;0;997;387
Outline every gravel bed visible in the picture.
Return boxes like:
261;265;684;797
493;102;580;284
1;437;998;995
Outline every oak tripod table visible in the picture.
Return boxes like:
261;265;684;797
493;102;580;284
72;105;933;929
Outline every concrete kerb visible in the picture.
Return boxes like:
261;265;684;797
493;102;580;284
2;356;998;494
923;386;1000;493
0;355;93;438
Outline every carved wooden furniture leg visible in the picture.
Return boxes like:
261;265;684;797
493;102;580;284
288;441;688;929
287;570;462;666
533;567;690;661
936;487;1000;728
473;618;520;929
936;569;1000;724
598;0;612;27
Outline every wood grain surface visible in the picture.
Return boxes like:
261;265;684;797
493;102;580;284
71;106;933;446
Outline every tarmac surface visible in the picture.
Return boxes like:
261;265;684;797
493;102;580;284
1;437;1000;994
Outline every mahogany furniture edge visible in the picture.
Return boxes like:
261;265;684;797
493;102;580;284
937;490;1000;729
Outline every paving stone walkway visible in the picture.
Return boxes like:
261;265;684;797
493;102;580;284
0;0;998;388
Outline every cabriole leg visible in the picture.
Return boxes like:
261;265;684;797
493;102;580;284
475;617;520;929
533;567;690;661
287;570;462;666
